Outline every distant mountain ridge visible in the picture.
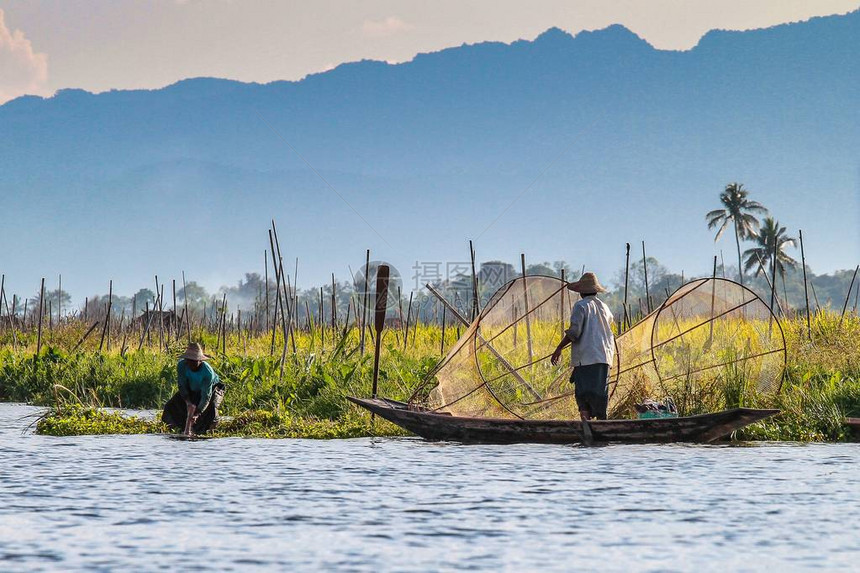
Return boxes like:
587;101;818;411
1;10;857;299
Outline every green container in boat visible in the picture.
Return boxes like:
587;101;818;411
637;410;678;419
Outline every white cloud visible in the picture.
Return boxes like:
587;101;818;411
361;16;415;38
0;9;49;104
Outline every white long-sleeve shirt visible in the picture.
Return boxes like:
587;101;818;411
566;296;615;366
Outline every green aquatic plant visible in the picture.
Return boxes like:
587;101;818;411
36;405;167;436
35;406;408;439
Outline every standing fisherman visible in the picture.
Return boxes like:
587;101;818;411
161;342;225;435
550;272;615;421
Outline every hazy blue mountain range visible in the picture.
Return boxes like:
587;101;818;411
1;10;857;301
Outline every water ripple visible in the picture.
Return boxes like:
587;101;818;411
1;403;858;571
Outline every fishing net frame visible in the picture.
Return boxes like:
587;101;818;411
412;275;786;420
609;276;787;417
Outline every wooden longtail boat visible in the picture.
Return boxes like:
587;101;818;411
348;397;779;444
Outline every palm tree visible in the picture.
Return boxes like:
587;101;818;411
742;217;798;281
706;183;768;285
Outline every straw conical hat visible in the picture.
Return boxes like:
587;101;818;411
566;272;607;293
182;342;209;361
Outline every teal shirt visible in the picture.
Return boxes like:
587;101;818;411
177;359;219;411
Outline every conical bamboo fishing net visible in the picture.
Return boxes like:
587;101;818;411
421;276;785;420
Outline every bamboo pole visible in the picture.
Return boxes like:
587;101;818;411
216;294;225;352
5;291;18;350
707;256;717;347
453;291;462;338
99;280;113;352
172;279;177;339
107;289;115;352
839;264;859;327
349;290;359;334
397;286;406;342
215;296;223;350
72;321;101;353
138;297;160;351
413;299;419;345
623;243;631;330
560;268;566;338
440;305;447;356
270;221;296;354
159;284;167;349
331;273;337;330
642;241;651;313
853;275;860;315
294;291;300;342
121;307;133;356
237;309;242;351
268;229;282;355
116;310;125;353
754;252;785;317
342;298;352;337
285;273;297;354
403;291;413;351
470;240;479;320
769;235;778;318
36;277;45;356
521;253;533;366
221;294;227;355
512;302;518;348
156;283;165;340
799;229;812;340
293;258;299;340
319;286;325;349
154;277;165;352
811;281;821;314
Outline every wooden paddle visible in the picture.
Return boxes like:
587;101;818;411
370;265;390;421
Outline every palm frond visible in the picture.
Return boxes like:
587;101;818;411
743;200;768;214
706;209;727;225
712;218;731;242
742;247;767;274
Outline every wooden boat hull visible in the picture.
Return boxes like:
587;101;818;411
348;397;779;444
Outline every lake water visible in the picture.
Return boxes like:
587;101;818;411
0;403;858;571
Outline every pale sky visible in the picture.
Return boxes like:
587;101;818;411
1;0;859;103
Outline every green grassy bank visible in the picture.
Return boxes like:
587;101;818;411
1;313;859;441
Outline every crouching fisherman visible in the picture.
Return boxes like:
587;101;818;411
161;343;225;435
